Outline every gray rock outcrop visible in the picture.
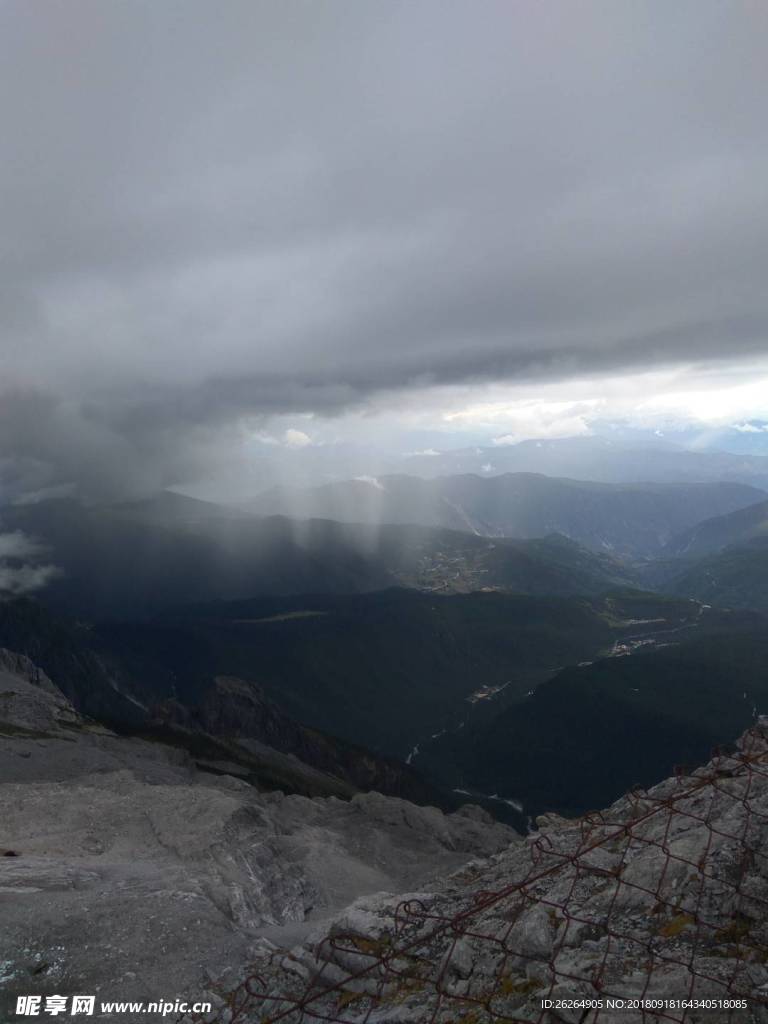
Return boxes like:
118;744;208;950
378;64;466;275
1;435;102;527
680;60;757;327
0;646;82;735
193;722;768;1023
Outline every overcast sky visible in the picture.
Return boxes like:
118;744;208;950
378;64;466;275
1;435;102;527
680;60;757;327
1;0;767;498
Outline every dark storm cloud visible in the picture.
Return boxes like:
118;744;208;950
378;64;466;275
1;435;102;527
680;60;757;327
1;0;767;495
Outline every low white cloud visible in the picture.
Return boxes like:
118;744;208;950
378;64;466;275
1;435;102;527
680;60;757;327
249;427;315;448
0;529;61;596
0;530;44;560
11;483;77;506
354;475;385;490
444;397;600;449
733;422;768;434
284;428;313;449
0;561;61;596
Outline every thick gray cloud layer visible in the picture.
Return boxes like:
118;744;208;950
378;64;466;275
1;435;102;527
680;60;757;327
1;0;767;496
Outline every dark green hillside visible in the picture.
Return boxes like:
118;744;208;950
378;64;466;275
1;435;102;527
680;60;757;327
95;589;698;760
665;538;768;612
667;498;768;557
0;597;447;807
1;499;400;618
96;591;615;756
378;528;636;595
429;615;768;817
471;534;636;595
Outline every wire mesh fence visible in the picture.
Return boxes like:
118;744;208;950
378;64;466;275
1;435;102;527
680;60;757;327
185;725;768;1023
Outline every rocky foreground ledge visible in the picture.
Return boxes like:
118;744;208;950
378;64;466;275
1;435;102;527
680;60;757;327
184;724;768;1024
0;649;513;1014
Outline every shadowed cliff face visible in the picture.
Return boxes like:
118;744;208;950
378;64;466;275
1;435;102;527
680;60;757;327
150;675;457;810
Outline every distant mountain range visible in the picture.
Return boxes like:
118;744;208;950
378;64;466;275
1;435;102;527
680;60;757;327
189;433;768;496
397;436;768;489
246;472;766;557
5;473;768;620
2;493;641;618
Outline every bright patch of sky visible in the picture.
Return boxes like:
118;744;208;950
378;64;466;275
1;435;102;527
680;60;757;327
247;358;768;454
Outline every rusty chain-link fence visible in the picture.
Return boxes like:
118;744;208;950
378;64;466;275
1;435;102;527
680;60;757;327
186;727;768;1024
